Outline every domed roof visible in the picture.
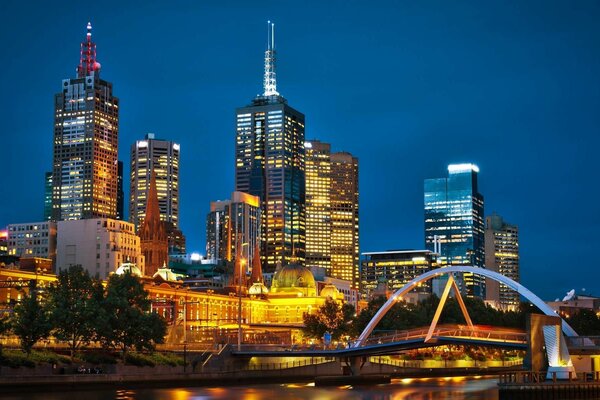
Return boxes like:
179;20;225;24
115;263;142;277
270;263;317;297
248;282;269;296
320;283;343;300
152;265;180;282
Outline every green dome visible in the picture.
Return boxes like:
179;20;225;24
271;263;317;297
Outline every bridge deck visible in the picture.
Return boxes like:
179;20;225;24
232;325;528;358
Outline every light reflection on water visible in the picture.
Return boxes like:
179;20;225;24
0;377;499;400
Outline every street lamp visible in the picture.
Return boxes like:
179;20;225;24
182;298;200;372
237;256;247;351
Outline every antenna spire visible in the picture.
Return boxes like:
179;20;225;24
77;21;101;78
263;21;279;96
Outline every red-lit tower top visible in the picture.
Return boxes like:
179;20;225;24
77;22;101;77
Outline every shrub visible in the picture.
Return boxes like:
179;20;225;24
148;352;184;366
0;351;36;368
124;352;155;367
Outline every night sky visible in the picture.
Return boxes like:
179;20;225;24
1;1;599;300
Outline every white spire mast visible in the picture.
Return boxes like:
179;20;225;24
263;21;279;96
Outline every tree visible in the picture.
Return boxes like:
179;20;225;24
303;298;355;340
565;309;600;335
47;265;102;358
97;272;167;356
12;283;51;355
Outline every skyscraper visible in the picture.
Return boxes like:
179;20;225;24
235;22;305;273
485;213;520;311
424;163;485;298
305;140;332;271
206;192;261;267
330;152;360;287
51;23;119;221
130;133;184;253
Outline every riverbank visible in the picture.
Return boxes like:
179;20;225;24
0;365;520;393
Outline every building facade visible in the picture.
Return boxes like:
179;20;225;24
304;140;331;271
206;192;261;268
360;250;437;301
7;222;57;268
235;23;305;273
56;218;144;280
116;160;124;220
51;23;119;221
44;172;53;221
485;213;519;311
424;164;485;298
130;133;183;253
330;152;360;287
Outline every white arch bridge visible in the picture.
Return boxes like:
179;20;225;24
233;266;577;358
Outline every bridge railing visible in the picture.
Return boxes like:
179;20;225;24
566;336;600;348
369;356;523;369
357;324;526;347
499;371;600;385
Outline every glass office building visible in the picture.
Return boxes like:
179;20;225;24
424;164;485;298
235;23;305;273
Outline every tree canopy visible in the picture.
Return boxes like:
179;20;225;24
96;272;167;355
47;265;102;357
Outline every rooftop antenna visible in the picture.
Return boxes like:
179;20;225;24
77;21;100;78
263;20;279;96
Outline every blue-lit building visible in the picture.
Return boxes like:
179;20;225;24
424;164;485;299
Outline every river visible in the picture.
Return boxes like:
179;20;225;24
0;376;499;399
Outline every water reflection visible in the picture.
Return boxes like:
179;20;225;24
0;377;498;400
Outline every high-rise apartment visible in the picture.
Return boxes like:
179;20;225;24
304;140;331;271
51;23;119;221
424;164;485;298
206;192;261;268
130;133;184;253
235;22;305;273
330;152;360;287
485;213;519;311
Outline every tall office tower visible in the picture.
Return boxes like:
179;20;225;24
51;23;119;221
235;22;305;273
44;172;53;221
206;192;261;268
130;133;184;253
360;250;437;301
424;164;485;298
138;171;168;276
116;161;124;220
485;213;519;311
304;140;332;271
330;152;360;287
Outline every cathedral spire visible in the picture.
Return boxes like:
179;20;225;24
250;244;263;284
139;169;168;276
263;21;279;96
77;22;101;78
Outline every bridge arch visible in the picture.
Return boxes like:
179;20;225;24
355;265;577;346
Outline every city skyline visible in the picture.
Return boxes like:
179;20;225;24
1;1;600;299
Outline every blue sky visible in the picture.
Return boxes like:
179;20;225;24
1;1;599;300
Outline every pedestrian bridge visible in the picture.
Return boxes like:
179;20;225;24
234;265;581;359
233;323;527;358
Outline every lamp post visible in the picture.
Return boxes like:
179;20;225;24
182;299;200;372
237;256;247;351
